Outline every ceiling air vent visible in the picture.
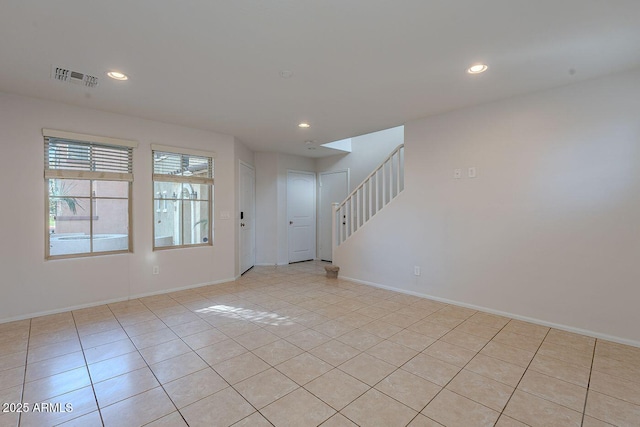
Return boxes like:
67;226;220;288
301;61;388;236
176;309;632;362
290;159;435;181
51;66;99;88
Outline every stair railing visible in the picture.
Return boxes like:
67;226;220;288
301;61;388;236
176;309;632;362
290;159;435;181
332;144;404;253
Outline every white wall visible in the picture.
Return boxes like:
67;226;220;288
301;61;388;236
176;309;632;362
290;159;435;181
316;126;404;192
316;126;404;259
0;92;239;322
335;69;640;345
233;138;255;274
254;152;279;265
254;152;315;265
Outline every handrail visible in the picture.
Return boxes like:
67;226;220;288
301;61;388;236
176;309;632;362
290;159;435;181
332;144;405;252
336;144;404;210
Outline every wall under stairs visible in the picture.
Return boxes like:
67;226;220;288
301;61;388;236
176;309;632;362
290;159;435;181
334;68;640;347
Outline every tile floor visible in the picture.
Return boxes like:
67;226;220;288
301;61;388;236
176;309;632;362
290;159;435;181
1;261;639;426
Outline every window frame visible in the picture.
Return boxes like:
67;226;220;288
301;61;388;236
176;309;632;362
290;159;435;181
151;144;214;251
44;129;137;260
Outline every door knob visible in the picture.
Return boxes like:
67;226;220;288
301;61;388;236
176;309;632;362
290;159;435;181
289;221;293;225
241;223;245;227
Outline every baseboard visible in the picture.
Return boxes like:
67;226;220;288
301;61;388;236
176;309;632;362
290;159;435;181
0;276;237;325
342;275;640;349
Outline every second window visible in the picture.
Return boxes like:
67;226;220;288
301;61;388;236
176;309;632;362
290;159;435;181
152;147;214;249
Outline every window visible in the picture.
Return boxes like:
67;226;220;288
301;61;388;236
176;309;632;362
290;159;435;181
44;129;137;259
152;145;213;249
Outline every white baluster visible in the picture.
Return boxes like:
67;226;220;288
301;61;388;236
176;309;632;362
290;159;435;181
331;203;341;252
349;197;354;237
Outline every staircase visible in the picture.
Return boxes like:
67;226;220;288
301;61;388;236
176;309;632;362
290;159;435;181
332;144;405;250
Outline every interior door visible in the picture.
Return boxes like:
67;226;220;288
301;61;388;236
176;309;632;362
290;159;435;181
239;162;255;274
287;170;316;263
318;170;349;261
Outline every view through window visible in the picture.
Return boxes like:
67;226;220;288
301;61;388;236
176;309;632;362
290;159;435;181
44;130;136;259
152;147;213;249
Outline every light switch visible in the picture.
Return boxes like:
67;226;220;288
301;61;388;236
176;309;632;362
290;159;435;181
468;167;477;178
220;211;231;220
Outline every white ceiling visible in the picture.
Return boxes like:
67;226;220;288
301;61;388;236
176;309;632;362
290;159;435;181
2;0;640;158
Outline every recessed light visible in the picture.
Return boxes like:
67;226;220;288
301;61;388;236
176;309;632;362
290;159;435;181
107;71;128;81
467;64;488;74
298;123;310;128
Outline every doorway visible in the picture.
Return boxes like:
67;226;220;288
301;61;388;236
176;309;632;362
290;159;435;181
239;161;255;274
287;170;316;263
318;169;349;261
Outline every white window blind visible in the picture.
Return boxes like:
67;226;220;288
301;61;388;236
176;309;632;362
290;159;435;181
152;150;213;185
45;137;134;181
44;130;136;259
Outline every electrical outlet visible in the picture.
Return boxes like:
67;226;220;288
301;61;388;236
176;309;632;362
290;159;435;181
453;169;461;179
414;266;421;276
153;266;159;275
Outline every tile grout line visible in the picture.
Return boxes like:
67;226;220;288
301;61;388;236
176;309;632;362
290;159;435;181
6;282;492;427
332;310;451;426
253;289;420;422
102;301;183;427
572;342;640;421
246;284;478;425
365;304;526;423
9;263;639;427
138;296;278;425
171;276;373;425
37;288;420;424
504;336;598;416
135;293;270;427
16;318;31;427
67;310;105;427
220;273;346;424
423;318;602;424
400;313;514;427
580;338;598;427
295;304;499;425
134;296;213;426
195;266;596;426
7;268;352;422
492;327;551;427
168;287;334;427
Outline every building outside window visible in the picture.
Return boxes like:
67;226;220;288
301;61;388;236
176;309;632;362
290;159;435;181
44;129;137;259
152;145;213;249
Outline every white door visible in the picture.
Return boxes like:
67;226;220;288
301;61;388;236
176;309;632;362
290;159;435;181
287;171;316;263
318;170;349;261
239;162;255;274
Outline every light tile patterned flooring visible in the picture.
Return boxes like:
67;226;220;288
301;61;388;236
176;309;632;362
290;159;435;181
1;261;639;426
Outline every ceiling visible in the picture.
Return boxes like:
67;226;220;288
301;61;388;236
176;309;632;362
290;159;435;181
1;1;640;158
